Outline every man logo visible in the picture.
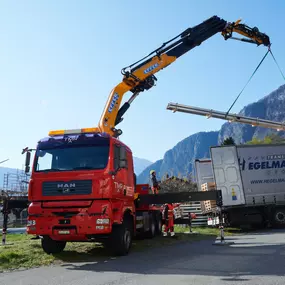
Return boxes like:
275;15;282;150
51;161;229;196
57;183;76;193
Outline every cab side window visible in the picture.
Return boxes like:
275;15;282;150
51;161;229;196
113;144;129;170
114;144;120;170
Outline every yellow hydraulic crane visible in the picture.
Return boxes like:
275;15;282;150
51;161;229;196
48;16;270;138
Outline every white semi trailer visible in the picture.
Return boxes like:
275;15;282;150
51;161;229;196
196;144;285;228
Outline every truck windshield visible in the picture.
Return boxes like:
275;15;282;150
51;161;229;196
34;134;110;172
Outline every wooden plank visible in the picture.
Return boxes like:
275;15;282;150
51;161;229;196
201;182;216;192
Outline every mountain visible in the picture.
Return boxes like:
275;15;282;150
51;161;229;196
137;132;219;183
133;157;153;176
138;84;285;183
218;84;285;144
3;81;285;188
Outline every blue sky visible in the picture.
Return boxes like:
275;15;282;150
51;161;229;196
0;0;285;169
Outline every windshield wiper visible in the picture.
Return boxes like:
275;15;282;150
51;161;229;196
72;166;94;170
41;168;62;172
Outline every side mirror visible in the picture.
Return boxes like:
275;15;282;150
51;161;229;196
25;165;30;174
25;151;31;173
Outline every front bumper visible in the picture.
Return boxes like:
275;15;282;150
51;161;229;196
27;216;112;240
27;201;113;241
27;215;111;241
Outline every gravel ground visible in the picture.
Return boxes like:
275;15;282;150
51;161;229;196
1;229;285;285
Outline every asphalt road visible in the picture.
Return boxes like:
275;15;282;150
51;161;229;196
1;229;285;285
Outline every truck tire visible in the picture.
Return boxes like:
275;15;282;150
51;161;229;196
156;215;162;235
273;208;285;227
110;218;133;256
146;215;156;238
41;236;66;255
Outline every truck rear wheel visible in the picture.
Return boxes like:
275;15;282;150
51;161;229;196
110;218;132;256
156;215;162;235
146;215;156;238
41;236;66;255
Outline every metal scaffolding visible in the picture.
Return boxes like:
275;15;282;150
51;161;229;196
2;169;29;195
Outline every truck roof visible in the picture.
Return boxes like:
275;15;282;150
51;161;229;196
38;132;132;152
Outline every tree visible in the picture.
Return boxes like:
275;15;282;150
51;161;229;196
159;174;198;193
221;137;236;146
267;133;285;144
246;133;285;145
246;137;262;145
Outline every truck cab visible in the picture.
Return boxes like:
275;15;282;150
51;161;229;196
25;129;141;255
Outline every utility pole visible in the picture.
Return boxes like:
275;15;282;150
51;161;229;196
0;159;9;245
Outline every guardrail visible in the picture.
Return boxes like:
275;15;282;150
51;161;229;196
0;214;27;228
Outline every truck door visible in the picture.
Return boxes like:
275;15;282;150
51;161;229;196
112;143;127;199
210;146;246;206
125;150;135;199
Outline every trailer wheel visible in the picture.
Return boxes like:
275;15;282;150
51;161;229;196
41;236;66;255
273;208;285;226
110;217;133;256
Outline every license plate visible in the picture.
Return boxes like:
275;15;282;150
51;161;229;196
58;230;70;235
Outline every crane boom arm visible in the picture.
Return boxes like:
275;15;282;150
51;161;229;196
97;16;270;138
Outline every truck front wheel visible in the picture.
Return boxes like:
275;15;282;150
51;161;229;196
41;236;66;255
110;218;133;256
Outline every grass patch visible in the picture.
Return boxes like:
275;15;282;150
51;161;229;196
0;226;236;272
175;225;239;235
0;235;54;271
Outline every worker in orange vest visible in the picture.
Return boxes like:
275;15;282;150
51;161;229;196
163;203;175;237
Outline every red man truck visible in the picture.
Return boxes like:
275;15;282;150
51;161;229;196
23;16;269;255
25;131;163;255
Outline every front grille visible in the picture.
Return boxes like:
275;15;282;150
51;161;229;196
52;212;79;217
42;180;92;196
59;219;71;225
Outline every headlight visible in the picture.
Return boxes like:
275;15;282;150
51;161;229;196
96;218;109;224
27;220;36;226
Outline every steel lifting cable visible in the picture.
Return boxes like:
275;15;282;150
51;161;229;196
269;49;285;81
225;48;270;118
225;47;285;119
